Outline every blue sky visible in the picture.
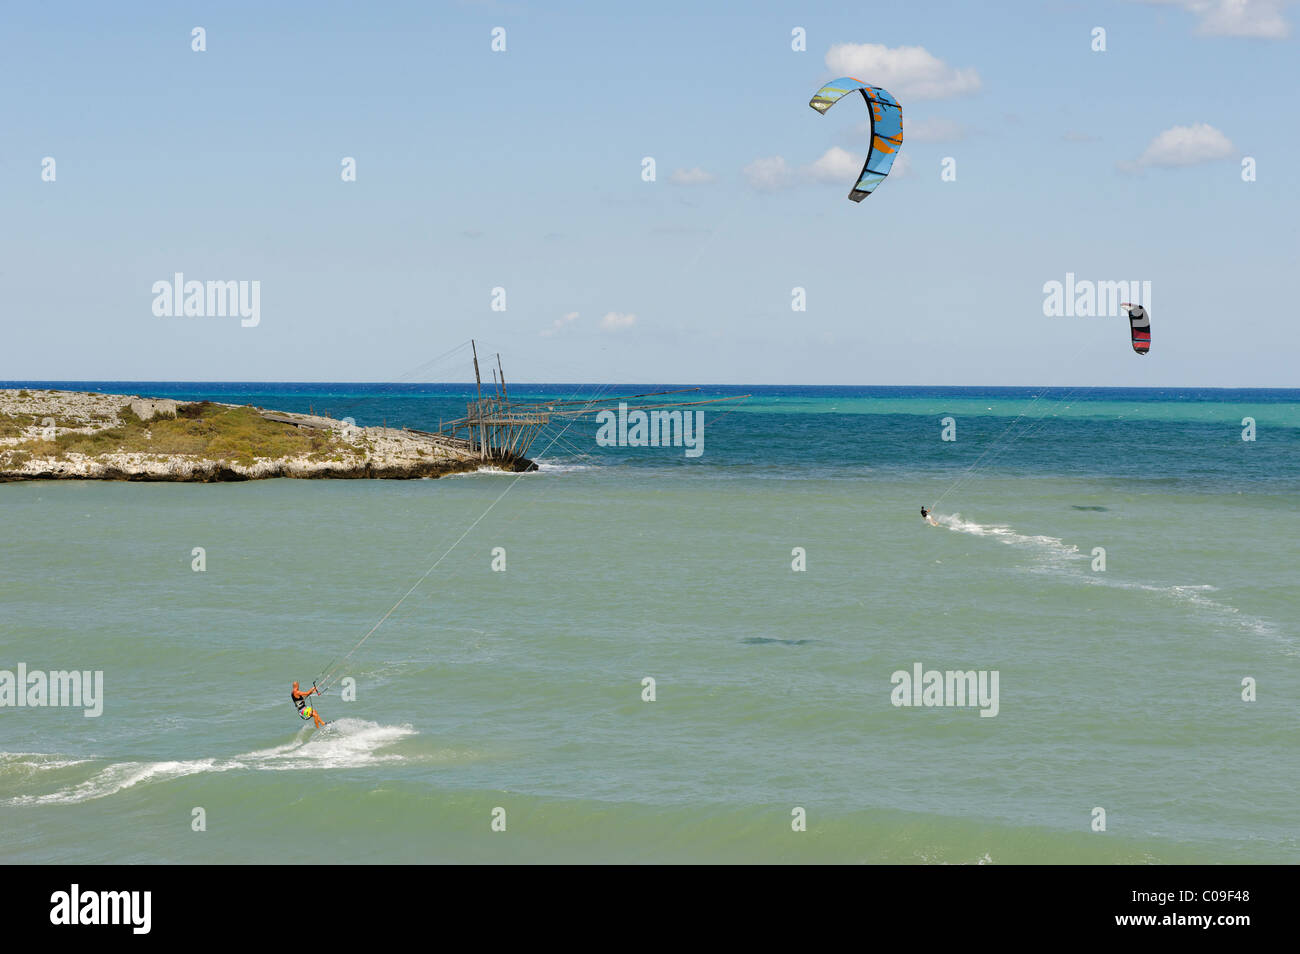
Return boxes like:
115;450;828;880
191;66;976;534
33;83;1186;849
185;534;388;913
2;0;1296;385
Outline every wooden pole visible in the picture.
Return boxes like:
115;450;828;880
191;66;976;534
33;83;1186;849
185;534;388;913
471;339;485;459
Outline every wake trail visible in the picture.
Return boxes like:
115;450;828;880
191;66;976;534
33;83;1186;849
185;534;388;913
934;512;1082;565
930;512;1293;654
3;718;419;806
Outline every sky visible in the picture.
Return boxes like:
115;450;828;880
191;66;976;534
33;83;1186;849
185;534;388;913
2;0;1297;386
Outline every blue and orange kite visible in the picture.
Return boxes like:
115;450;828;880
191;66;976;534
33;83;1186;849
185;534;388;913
809;77;904;202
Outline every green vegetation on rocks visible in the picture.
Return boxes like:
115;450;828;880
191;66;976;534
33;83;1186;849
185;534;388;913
13;402;344;466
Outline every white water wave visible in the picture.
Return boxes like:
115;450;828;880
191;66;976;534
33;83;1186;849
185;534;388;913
1087;577;1292;652
935;512;1083;564
0;752;93;772
7;757;233;805
534;461;596;473
3;719;417;806
240;718;416;771
934;513;1291;653
438;465;518;478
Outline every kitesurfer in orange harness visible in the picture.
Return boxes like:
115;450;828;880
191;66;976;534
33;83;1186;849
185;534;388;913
291;680;324;728
920;507;939;527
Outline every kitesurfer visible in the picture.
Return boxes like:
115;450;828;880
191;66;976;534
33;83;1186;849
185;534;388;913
920;507;939;527
291;680;324;728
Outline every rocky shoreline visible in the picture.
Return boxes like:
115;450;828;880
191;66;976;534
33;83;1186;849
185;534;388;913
0;389;530;482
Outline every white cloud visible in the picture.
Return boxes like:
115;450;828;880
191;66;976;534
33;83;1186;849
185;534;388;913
540;311;579;337
744;148;912;193
1140;0;1290;38
600;312;637;331
668;167;716;185
743;156;794;191
906;118;968;143
824;43;981;100
1133;122;1236;167
806;147;862;183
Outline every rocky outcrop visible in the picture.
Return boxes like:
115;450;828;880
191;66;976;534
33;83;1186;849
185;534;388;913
0;389;532;482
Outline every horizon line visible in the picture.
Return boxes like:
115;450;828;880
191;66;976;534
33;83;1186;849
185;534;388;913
2;380;1299;392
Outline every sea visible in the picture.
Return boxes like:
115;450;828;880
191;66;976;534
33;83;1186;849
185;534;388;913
1;383;1297;863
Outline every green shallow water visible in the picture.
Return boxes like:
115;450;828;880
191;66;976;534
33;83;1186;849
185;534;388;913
2;465;1296;863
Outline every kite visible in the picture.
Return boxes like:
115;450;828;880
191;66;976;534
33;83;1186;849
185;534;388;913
1121;303;1151;355
808;78;903;201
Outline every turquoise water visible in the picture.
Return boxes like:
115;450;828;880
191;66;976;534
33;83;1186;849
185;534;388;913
1;385;1297;863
